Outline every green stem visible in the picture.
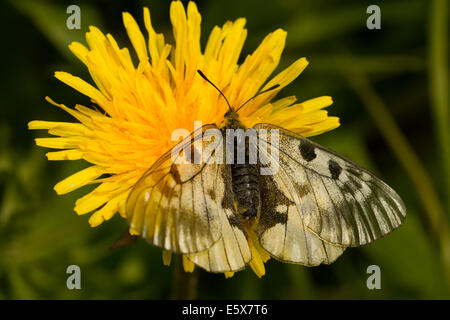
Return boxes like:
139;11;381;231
170;256;199;300
429;0;450;215
429;0;450;287
346;72;450;286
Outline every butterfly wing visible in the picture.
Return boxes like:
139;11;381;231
127;125;233;254
254;123;406;254
187;165;252;272
258;174;345;265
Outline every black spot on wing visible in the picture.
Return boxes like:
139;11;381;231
299;140;316;162
328;159;342;180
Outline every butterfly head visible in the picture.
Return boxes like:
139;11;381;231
223;109;244;129
197;70;280;128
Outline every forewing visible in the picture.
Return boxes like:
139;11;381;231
254;123;406;248
187;165;251;273
126;125;226;254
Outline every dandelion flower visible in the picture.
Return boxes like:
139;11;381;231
28;1;339;278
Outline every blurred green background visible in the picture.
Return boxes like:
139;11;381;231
1;0;449;299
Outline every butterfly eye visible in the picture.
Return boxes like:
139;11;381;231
224;110;233;118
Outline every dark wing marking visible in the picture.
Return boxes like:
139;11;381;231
254;123;406;247
257;168;345;265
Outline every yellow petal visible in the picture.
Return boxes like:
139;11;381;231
88;192;127;227
129;228;140;236
273;57;308;87
185;1;202;71
54;71;109;107
182;255;195;273
68;41;89;65
46;150;83;161
48;124;90;137
203;26;222;62
247;239;268;278
170;0;188;75
74;192;111;215
162;250;172;266
301;96;333;112
143;7;162;63
28;120;71;130
44;97;91;125
301;117;340;136
54;165;105;195
74;181;126;215
35;137;81;149
271;96;297;111
217;18;247;86
123;12;149;63
237;28;286;90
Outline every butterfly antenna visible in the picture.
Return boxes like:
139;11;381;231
197;70;233;111
235;84;280;113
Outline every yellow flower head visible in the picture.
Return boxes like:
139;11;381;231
28;1;339;278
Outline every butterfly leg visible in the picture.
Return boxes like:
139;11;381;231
234;201;249;215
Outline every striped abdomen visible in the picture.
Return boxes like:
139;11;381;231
231;155;261;220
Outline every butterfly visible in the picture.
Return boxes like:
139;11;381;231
125;70;406;273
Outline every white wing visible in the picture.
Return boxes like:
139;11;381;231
254;123;406;251
126;125;251;272
187;165;252;272
126;125;223;254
